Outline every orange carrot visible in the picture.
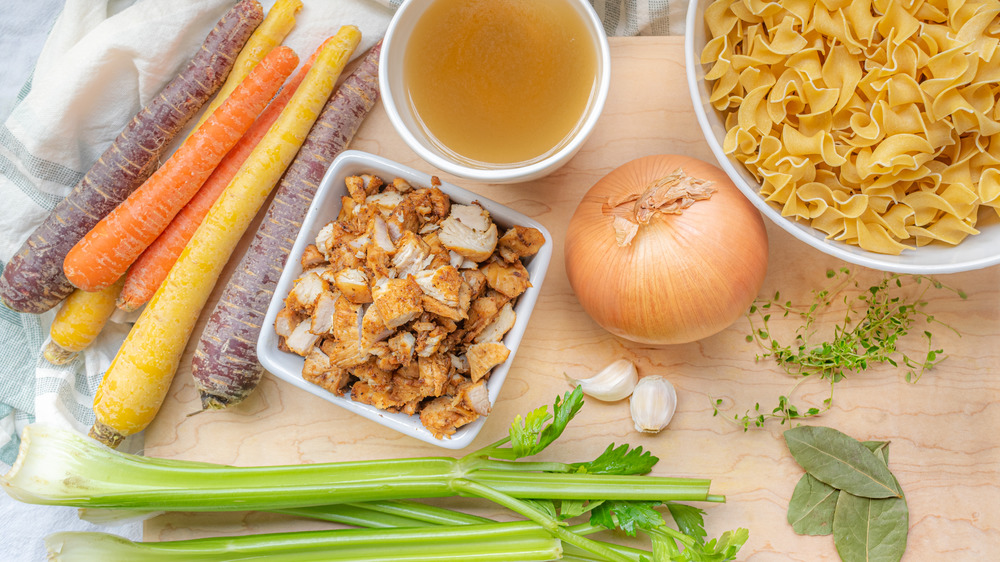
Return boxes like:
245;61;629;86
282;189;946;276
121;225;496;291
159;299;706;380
117;39;332;311
63;46;300;293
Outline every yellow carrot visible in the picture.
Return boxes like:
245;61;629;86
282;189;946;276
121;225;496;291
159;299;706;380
90;26;362;448
188;0;302;133
43;278;125;366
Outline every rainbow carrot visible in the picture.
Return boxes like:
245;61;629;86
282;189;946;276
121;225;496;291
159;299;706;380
43;278;125;365
189;0;302;133
63;46;299;292
117;38;333;312
89;26;362;448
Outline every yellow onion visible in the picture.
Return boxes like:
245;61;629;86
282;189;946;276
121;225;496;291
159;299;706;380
565;155;768;345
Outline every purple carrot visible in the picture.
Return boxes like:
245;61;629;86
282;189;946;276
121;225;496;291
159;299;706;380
0;0;263;314
192;40;382;410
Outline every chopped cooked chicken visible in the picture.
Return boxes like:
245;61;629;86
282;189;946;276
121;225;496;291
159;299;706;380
462;269;488;300
392;231;431;278
285;321;321;356
480;258;532;299
372;276;424;329
420;396;478;439
464;291;512;342
274;307;299;339
309;290;340;335
302;347;351;396
416;325;449;358
315;221;356;258
386;198;419;241
360;304;394;352
334;268;372;304
414;265;463;307
345;174;368;205
459;380;491;416
388;331;416;366
475;302;517;344
497;226;546;263
437;204;498;262
466;341;511;382
286;271;328;315
281;173;541;439
417;353;453;397
300;244;326;269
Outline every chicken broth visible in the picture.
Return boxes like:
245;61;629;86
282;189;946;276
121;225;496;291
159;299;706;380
403;0;599;166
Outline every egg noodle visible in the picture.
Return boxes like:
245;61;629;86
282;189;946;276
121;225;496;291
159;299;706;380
701;0;1000;254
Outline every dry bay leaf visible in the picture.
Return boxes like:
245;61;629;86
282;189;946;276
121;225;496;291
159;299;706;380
833;442;908;562
784;426;901;499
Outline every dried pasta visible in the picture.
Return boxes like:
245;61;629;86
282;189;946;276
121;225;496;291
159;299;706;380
701;0;1000;254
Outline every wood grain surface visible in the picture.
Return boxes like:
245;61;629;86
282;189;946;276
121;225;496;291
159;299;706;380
144;37;1000;560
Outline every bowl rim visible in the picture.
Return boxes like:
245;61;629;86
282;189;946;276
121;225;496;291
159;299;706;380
378;0;612;183
684;0;1000;274
257;149;554;449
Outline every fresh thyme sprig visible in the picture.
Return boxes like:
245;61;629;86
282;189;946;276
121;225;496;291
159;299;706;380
715;268;966;430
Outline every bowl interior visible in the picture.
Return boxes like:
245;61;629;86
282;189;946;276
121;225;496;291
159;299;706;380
257;150;553;449
684;0;1000;274
379;0;611;184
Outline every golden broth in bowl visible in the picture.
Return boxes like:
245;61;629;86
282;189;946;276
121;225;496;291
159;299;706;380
403;0;599;167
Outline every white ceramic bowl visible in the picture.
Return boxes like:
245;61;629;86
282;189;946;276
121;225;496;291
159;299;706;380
379;0;611;184
685;0;1000;274
258;150;553;449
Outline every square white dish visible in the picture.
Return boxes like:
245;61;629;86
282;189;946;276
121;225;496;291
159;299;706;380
258;150;553;449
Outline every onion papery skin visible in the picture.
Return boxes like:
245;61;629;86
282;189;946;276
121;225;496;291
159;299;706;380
564;155;769;345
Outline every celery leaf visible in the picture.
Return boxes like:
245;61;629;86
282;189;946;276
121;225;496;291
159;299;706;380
572;443;658;475
509;386;584;458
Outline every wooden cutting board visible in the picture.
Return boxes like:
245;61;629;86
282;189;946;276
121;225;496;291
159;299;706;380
145;37;1000;560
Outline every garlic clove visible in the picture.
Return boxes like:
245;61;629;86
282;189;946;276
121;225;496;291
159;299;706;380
629;375;677;433
565;359;638;402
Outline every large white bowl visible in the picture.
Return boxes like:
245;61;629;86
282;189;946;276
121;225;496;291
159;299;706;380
684;0;1000;274
258;150;552;449
379;0;611;184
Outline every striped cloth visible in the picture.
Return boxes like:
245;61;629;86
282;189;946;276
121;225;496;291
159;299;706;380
0;0;689;469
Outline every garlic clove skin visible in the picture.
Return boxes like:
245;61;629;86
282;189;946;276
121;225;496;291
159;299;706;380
629;375;677;433
565;359;638;402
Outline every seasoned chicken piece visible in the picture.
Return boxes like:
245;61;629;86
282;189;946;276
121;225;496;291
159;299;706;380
299;244;325;269
437;203;498;262
388;331;416;366
420;396;478;439
416;325;449;358
342;195;377;234
365;244;395;281
463;291;512;342
386;198;420;241
334;268;373;304
367;215;395;253
331;296;363;343
315;221;356;258
345;174;368;205
421;231;453;268
450;353;470;375
418;353;453;397
480;258;532;299
351;381;410;413
360;173;385;195
372;276;424;329
285;271;328;315
285;321;321;356
321;337;369;369
360;304;394;352
462;269;488;300
414;265;463;308
274;307;299;339
392;231;432;278
408;186;451;225
466;341;511;382
368;191;405;215
458;380;491;416
309;290;340;335
390;177;412;193
475;302;517;344
349;357;394;388
302;347;351;396
497;226;546;263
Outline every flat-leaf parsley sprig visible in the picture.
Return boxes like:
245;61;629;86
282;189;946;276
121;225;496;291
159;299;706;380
716;268;966;430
